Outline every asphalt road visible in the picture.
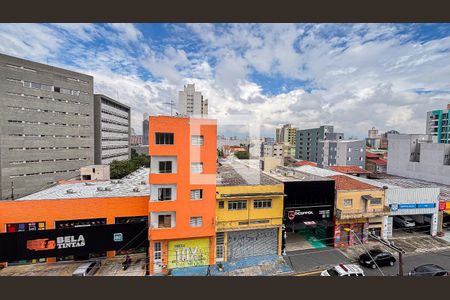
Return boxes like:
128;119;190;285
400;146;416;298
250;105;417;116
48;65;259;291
285;247;450;276
362;249;450;276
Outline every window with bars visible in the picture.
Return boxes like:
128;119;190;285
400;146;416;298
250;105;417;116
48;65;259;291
191;135;204;146
158;188;172;201
343;199;353;207
228;200;247;210
190;216;203;227
191;162;203;174
254;199;272;209
190;189;203;200
158;161;172;173
155;132;174;145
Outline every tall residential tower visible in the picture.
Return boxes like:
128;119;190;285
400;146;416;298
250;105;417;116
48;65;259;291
177;84;208;117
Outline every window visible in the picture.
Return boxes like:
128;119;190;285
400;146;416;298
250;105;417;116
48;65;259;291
343;199;353;207
228;200;247;210
155;132;174;145
158;161;172;173
191;135;204;146
218;201;224;209
348;148;352;152
158;215;172;228
254;199;272;209
191;162;203;174
158;188;172;201
190;189;203;200
370;198;382;205
190;217;203;227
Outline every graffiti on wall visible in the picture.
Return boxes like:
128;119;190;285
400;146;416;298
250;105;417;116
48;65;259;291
167;238;210;269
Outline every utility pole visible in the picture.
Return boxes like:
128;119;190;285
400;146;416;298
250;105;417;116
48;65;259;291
368;231;406;276
344;228;384;276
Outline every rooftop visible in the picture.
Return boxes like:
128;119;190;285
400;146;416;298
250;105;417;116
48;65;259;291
369;174;450;202
328;166;371;174
266;166;333;183
367;158;387;166
294;160;317;167
18;168;150;201
329;175;380;191
217;162;281;186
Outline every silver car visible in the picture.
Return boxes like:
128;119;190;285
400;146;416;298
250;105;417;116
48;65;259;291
72;261;102;276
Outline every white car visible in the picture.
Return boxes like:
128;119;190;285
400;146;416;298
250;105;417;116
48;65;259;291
393;215;416;228
321;264;365;277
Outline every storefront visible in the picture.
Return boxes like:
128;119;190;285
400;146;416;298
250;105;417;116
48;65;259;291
281;177;336;250
5;222;47;265
383;188;440;237
55;218;107;261
0;222;148;263
226;228;278;261
334;219;369;247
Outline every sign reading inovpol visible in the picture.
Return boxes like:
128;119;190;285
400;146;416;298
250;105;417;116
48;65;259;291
0;223;148;262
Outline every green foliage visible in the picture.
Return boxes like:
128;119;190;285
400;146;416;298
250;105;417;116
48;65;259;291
110;153;150;179
234;151;249;159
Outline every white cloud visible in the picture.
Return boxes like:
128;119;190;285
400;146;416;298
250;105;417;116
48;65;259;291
1;23;450;139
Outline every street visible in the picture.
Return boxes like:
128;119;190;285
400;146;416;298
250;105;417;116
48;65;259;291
363;248;450;276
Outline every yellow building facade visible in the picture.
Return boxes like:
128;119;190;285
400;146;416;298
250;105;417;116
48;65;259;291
331;175;390;247
215;163;284;262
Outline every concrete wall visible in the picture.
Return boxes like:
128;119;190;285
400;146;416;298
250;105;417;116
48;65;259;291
0;53;95;199
387;134;450;185
93;94;131;165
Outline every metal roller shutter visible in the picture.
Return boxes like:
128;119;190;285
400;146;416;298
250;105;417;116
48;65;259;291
227;228;278;261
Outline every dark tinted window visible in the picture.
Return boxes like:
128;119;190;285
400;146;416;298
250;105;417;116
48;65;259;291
155;133;174;145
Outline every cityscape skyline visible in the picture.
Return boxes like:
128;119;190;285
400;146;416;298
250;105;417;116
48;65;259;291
1;24;450;138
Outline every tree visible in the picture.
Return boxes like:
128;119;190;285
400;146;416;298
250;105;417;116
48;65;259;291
110;153;151;179
234;151;249;159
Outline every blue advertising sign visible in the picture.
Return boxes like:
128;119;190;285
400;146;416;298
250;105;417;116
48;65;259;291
417;203;436;209
395;203;436;209
398;204;417;209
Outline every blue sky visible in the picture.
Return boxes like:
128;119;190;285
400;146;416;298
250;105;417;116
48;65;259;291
1;23;450;138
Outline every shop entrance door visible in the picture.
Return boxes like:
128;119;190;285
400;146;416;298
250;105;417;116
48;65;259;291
153;242;162;273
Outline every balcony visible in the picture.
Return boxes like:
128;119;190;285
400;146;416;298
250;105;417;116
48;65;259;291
336;207;390;220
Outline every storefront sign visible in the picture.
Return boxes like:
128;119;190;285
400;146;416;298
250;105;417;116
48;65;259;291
288;208;331;220
439;202;448;211
0;223;148;262
391;203;436;210
113;233;123;242
287;211;295;221
168;238;209;269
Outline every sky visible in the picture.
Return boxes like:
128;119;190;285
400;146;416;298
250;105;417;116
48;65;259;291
1;23;450;138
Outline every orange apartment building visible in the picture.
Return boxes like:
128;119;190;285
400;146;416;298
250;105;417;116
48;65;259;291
148;116;217;275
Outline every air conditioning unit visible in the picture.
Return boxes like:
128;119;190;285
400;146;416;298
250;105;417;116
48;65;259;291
105;187;112;191
97;187;105;191
66;189;75;194
85;182;94;186
133;187;140;193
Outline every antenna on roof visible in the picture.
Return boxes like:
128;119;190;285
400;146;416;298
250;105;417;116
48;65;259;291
164;100;175;116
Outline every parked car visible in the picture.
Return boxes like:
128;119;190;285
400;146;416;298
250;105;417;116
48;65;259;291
72;261;102;276
321;264;365;276
393;215;416;228
359;249;396;269
408;264;448;276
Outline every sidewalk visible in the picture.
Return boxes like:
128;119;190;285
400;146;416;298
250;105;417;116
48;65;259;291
170;255;292;276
